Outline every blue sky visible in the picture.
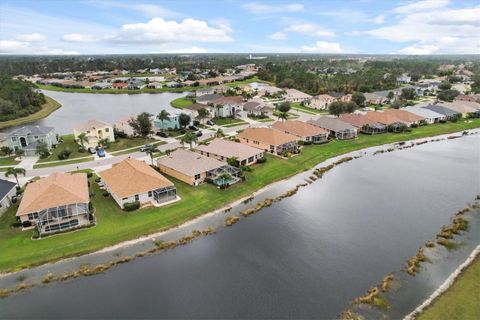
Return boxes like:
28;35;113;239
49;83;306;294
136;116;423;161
0;0;479;55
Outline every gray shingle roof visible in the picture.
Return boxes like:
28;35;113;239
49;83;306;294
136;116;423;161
307;116;356;132
8;125;54;137
423;104;460;117
0;179;16;201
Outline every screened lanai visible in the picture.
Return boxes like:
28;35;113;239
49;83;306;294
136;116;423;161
36;202;90;235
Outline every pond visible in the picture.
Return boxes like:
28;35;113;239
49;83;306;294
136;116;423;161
0;135;478;319
3;90;187;135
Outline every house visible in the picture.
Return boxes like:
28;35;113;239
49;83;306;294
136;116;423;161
212;84;231;94
362;111;408;127
114;115;136;136
0;179;17;217
441;101;480;117
396;74;411;84
8;125;58;156
383;109;425;126
112;82;128;89
146;81;162;89
98;158;177;209
237;127;299;155
423;104;461;120
195;93;222;104
195;138;264;166
338;113;387;134
211;96;244;118
127;78;146;90
283;89;312;103
157;149;241;186
364;92;389;105
403;106;446;124
243;101;272;116
73;120;115;148
307;94;336;110
153;110;192;130
455;94;480;104
186;103;214;118
91;82;112;90
307;117;357;140
16;172;90;235
272;120;329;144
166;81;182;88
196;88;214;97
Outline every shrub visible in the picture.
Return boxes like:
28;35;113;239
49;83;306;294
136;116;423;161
87;172;93;178
57;148;72;160
11;221;22;228
22;220;32;228
410;123;418;128
123;201;140;211
256;157;267;164
439;119;447;124
89;191;95;198
95;177;101;182
102;191;110;197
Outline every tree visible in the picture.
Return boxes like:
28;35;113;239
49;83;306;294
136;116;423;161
35;142;50;158
0;146;13;156
387;91;395;102
328;101;358;116
277;111;288;122
156;110;170;130
180;131;198;149
277;101;291;122
217;172;232;185
144;145;159;165
5;167;26;187
215;128;225;138
437;89;460;102
196;108;209;124
438;81;452;90
129;112;153;139
400;88;416;100
77;132;87;149
178;113;191;129
351;92;366;107
227;156;238;167
15;149;25;158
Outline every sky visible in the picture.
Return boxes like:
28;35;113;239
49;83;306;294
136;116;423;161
0;0;479;55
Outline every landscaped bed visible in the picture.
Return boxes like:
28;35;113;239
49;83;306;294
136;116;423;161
0;119;479;273
37;134;89;163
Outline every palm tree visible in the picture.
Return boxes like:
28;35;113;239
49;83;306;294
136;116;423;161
278;111;288;122
157;110;170;130
77;132;88;150
196;108;209;124
217;172;232;185
98;138;110;149
180;131;198;149
227;156;238;167
5;167;26;187
144;145;159;165
15;149;25;159
215;128;225;138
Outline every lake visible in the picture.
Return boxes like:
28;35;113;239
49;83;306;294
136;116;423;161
3;90;187;135
0;135;479;319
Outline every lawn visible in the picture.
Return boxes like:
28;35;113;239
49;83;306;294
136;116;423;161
170;97;193;109
0;96;62;130
0;156;20;166
213;117;248;126
291;102;327;115
33;157;94;169
0;119;479;272
107;137;157;152
37;134;89;163
417;257;480;320
224;76;272;87
272;110;300;120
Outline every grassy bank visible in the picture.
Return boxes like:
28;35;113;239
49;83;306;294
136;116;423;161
0;119;479;273
0;96;61;130
417;257;480;320
170;97;193;109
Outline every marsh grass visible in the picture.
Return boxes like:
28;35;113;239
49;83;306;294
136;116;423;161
225;216;240;226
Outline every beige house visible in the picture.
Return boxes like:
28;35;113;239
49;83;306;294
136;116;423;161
114;115;136;137
307;94;336;110
16;172;90;235
283;88;312;103
272;120;329;144
237;127;299;155
99;158;177;209
157;149;241;186
73;120;115;148
195;138;264;166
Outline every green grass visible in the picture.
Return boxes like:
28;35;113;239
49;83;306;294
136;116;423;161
33;157;93;169
0;119;478;272
0;96;62;130
107;137;157;152
273;111;300;120
213;117;248;126
417;257;480;320
37;134;90;163
0;156;20;166
110;140;166;156
170;97;193;109
291;102;327;115
224;76;271;87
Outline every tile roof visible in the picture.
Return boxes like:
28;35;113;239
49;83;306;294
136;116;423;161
362;111;408;125
74;120;112;132
187;103;210;111
307;116;356;132
237;127;298;146
442;101;480;114
284;88;312;99
157;149;225;176
195;94;222;103
17;172;89;216
212;96;244;106
339;113;380;128
98;158;173;198
195;138;263;161
272;120;328;138
383;109;425;123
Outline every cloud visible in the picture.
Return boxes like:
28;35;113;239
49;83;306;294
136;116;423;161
398;44;439;55
15;33;47;42
62;33;97;42
372;14;385;24
0;40;78;55
268;32;287;40
111;17;233;44
285;23;335;37
161;46;208;53
85;1;179;18
301;41;342;53
243;2;304;15
392;0;450;14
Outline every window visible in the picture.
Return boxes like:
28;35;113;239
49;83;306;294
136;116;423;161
105;128;110;132
248;156;254;163
28;213;34;220
135;195;139;201
194;173;201;180
33;212;39;218
122;197;128;200
11;137;17;142
34;136;38;139
148;191;152;197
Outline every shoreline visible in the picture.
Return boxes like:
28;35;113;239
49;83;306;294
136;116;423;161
1;128;478;279
403;245;480;320
0;96;62;130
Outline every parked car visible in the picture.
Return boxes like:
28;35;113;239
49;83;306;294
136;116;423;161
156;131;169;138
139;144;153;152
88;147;97;154
195;130;203;137
207;120;215;126
97;148;106;157
188;125;199;131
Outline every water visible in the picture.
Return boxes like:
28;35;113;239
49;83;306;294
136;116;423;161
3;90;187;135
0;135;479;319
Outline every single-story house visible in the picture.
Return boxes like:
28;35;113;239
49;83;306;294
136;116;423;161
339;113;387;134
383;109;425;126
195;138;264;166
146;81;162;89
423;104;461;120
272;120;329;143
98;158;177;209
112;82;128;89
307;94;337;110
92;82;112;90
73;120;115;148
362;111;409;128
153;110;193;130
157;149;241;186
16;172;90;235
364;92;389;105
403;106;446;124
455;94;480;104
237;127;299;155
211;96;244;118
7;125;58;156
307;117;357;140
441;101;480;117
0;179;17;217
114;115;136;136
212;84;230;94
283;89;312;103
243;101;272;116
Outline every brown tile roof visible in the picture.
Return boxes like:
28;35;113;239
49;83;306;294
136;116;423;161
187;103;210;111
363;111;408;125
383;109;425;123
237;127;298;146
212;96;244;105
98;158;173;198
157;149;225;176
339;113;376;127
272;120;328;138
195;138;263;161
442;101;480;113
17;172;89;216
74;119;112;132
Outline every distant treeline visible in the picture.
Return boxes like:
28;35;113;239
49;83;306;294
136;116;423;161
0;76;46;122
